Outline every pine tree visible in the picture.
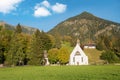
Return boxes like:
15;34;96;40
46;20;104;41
15;23;22;33
28;29;44;65
28;30;52;65
40;32;52;50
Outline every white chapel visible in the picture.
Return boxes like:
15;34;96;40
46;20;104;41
69;40;88;65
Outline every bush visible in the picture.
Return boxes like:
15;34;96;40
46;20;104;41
100;50;119;63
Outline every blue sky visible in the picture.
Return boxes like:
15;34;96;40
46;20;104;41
0;0;120;32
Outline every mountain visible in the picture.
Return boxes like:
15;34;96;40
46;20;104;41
48;11;120;44
0;21;15;30
0;21;37;34
21;25;37;34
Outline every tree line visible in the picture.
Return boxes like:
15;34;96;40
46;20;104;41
0;24;71;66
96;34;120;63
0;24;120;66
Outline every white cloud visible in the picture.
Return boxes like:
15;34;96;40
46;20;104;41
33;0;67;17
52;3;67;13
41;0;50;8
0;0;23;14
34;7;51;17
34;0;51;17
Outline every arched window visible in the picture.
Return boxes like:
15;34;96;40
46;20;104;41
75;51;81;56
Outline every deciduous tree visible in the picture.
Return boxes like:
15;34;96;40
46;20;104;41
48;48;59;64
58;47;70;64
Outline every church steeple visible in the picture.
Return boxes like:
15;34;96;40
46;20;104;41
77;39;80;45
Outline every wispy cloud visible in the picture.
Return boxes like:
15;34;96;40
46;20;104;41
33;0;67;17
0;0;23;14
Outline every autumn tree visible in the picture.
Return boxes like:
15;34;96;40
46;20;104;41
58;47;70;64
47;34;56;48
48;48;59;64
53;32;62;48
0;28;12;64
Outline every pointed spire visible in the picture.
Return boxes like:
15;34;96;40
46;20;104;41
77;39;80;45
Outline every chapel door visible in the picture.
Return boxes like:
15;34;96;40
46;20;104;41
75;56;81;65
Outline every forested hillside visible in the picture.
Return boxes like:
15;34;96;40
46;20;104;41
48;11;120;46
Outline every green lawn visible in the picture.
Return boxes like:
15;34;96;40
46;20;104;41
0;65;120;80
84;49;104;64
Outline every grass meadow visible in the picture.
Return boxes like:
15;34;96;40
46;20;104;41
0;65;120;80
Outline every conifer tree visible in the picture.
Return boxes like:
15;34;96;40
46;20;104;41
15;23;22;33
28;29;44;65
28;30;52;65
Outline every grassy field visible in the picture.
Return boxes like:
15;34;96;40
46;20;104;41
0;65;120;80
84;49;104;64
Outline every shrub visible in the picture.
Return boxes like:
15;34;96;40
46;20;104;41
100;50;119;63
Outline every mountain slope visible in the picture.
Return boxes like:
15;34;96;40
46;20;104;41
0;21;15;30
0;21;37;34
48;11;120;44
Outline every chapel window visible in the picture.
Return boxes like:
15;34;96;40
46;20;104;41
75;51;81;56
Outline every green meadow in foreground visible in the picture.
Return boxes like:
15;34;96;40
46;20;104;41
0;65;120;80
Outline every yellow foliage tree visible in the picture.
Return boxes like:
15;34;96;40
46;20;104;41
58;47;70;64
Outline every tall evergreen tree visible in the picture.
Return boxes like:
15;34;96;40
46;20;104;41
40;32;52;50
28;30;52;65
15;23;22;33
28;29;44;65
